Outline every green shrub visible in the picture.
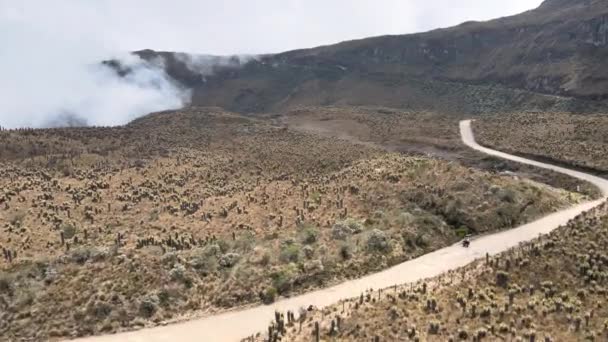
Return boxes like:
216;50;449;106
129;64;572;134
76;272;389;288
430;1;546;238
234;231;256;252
62;224;77;239
216;239;231;253
301;226;319;244
0;275;12;294
455;226;470;239
366;229;391;253
340;243;353;260
261;286;277;304
498;188;517;203
280;244;301;263
138;296;158;318
271;270;293;294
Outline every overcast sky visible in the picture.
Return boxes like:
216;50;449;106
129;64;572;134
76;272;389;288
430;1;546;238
0;0;544;128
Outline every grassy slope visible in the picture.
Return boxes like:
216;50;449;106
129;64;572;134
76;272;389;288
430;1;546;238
0;108;581;340
270;201;608;341
475;112;608;174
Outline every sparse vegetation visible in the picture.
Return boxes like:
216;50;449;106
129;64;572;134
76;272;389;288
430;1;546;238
476;112;608;174
266;201;608;342
0;108;585;340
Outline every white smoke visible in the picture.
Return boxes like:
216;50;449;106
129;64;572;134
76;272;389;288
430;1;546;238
0;3;189;129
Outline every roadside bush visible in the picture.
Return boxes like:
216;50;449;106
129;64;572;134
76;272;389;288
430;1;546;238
261;286;277;304
272;270;293;294
454;226;470;239
138;296;158;318
367;229;391;253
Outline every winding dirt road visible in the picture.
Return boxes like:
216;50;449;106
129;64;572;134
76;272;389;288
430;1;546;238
74;120;608;342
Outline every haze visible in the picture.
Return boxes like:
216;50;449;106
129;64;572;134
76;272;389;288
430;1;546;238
0;0;544;128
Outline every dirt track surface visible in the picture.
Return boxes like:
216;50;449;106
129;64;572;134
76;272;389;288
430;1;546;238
71;120;608;342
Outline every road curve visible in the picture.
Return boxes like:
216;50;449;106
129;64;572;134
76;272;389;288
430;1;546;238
73;120;608;342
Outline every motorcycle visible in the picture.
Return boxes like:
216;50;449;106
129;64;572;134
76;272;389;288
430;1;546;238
462;235;472;248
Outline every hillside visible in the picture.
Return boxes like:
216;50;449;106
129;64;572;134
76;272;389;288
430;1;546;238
124;0;608;114
267;201;608;341
0;108;586;340
475;112;608;175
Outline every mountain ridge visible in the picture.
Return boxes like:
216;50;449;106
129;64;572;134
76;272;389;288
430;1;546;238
120;1;608;114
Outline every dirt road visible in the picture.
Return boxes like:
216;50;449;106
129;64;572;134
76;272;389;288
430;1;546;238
72;120;608;342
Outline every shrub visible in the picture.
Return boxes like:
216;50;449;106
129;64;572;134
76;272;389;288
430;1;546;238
271;270;293;294
0;275;12;294
62;224;77;239
496;271;510;288
367;229;391;253
216;239;231;253
498;188;517;203
70;248;91;264
157;289;171;307
415;233;429;248
455;226;470;239
280;244;300;263
219;253;240;268
339;243;353;260
234;232;256;252
89;301;113;319
303;245;314;259
169;264;192;287
301;226;319;244
458;327;469;339
138;296;158;318
331;219;363;240
428;320;441;334
189;253;218;276
261;286;277;304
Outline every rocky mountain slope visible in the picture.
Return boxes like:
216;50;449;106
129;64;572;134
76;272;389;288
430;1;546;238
124;0;608;114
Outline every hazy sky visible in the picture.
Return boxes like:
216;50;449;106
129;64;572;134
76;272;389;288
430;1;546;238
0;0;545;128
1;0;544;54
